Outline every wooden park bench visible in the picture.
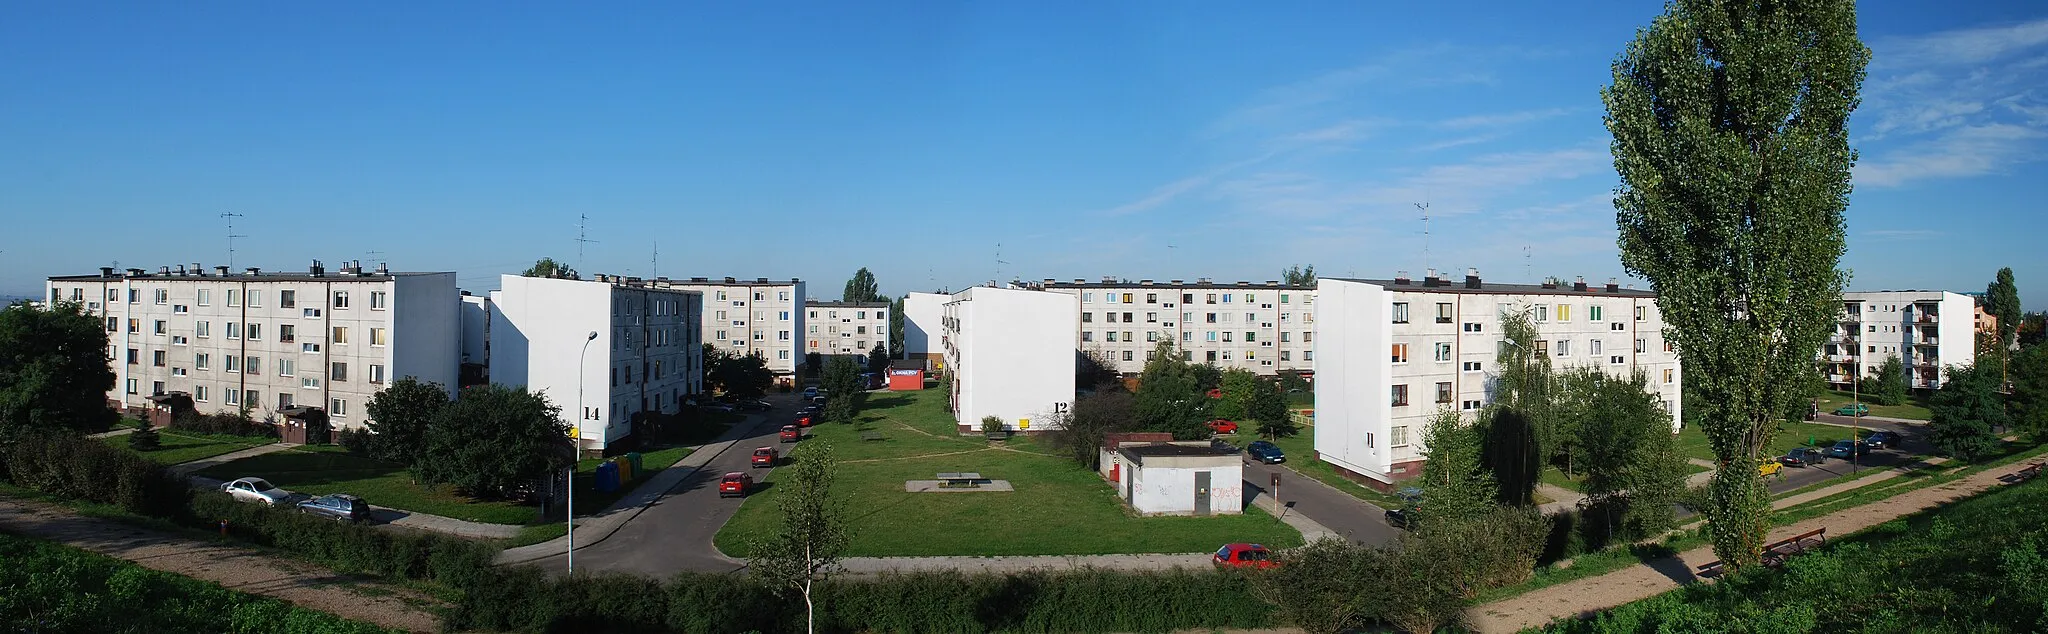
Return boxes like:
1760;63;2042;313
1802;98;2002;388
2002;462;2043;485
936;472;983;488
1697;527;1827;577
859;431;884;442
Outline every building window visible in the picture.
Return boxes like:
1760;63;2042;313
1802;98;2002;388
1589;305;1604;321
1535;305;1549;322
1664;340;1676;353
333;291;350;309
331;362;348;382
247;290;261;308
127;319;138;334
153;288;167;305
1462;399;1483;410
246;356;260;375
1591;339;1604;355
1245;332;1256;343
226;289;239;307
1182;332;1193;342
153;320;166;335
279;290;296;308
1463;322;1482;333
195;353;210;370
125;348;138;365
1557;304;1571;322
246;323;261;341
1206;293;1217;304
1392;302;1410;324
1122;350;1134;361
1637;339;1649;353
225;388;240;405
1146;293;1158;304
1557;340;1571;357
1391;343;1408;363
1206;351;1218;362
1435;342;1453;361
1436;303;1453;324
1304;350;1313;361
1664;368;1675;384
225;355;240;372
370;328;387;346
1436;382;1453;403
1392;384;1409;406
1463;361;1482;372
1611;355;1627;364
196;289;211;306
1612;322;1627;331
152;350;165;367
1636;305;1647;321
279;324;295;343
1221;332;1233;342
331;398;347;417
125;379;138;395
1390;426;1410;447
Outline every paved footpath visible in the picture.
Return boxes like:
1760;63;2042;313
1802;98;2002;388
1466;460;2032;633
0;496;443;632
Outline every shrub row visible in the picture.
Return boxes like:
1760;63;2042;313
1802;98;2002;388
449;567;1273;634
0;532;395;633
188;491;498;587
0;432;189;517
171;410;278;438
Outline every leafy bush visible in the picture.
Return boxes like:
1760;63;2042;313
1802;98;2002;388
0;532;394;633
335;427;375;455
0;432;188;517
1251;538;1391;634
186;492;497;586
172;410;277;438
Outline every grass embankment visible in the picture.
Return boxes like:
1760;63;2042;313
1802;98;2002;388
106;429;274;465
715;389;1302;557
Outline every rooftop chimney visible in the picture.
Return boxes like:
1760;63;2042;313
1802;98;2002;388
1465;268;1482;289
1170;279;1183;284
309;260;324;277
175;264;186;275
1140;279;1153;285
1102;275;1116;284
1394;270;1411;285
246;267;261;276
191;263;201;276
1606;278;1620;293
127;268;145;277
1573;276;1588;292
100;266;114;277
215;266;229;276
756;277;768;283
691;277;707;282
159;266;171;275
724;277;737;283
1423;268;1441;287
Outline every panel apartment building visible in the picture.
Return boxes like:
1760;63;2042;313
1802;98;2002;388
488;274;703;452
1821;290;1975;392
656;277;805;384
901;291;948;370
46;261;460;430
942;286;1077;434
1034;279;1317;377
1314;271;1682;487
804;300;890;358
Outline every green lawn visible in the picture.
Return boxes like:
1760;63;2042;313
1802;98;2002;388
192;447;536;524
1812;389;1932;420
107;430;273;465
1673;420;1875;464
714;390;1303;557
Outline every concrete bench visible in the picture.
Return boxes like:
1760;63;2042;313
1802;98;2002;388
936;472;983;488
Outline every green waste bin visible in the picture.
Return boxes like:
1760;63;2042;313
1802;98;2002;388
626;452;643;475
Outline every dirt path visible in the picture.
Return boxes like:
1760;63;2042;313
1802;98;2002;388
1466;461;2036;633
0;496;443;633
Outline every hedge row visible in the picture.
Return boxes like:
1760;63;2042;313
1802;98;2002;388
189;491;498;587
0;532;395;633
450;567;1273;634
171;410;278;438
0;431;189;517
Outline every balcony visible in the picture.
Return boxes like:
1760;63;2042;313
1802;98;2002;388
1916;337;1939;347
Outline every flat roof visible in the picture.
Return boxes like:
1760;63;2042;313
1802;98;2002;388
806;300;889;308
1034;280;1312;291
659;277;802;286
1121;443;1234;457
49;272;421;282
1327;277;1657;298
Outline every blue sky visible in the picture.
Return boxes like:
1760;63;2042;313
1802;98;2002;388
3;2;2044;310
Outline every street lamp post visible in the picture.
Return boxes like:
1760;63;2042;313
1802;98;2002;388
569;330;597;575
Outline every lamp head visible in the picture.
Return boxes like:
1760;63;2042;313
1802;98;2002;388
585;331;598;341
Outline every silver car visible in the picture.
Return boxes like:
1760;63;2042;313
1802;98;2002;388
222;477;293;506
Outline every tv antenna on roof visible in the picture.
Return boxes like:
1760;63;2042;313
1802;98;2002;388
575;213;600;273
995;243;1010;282
1416;201;1431;274
220;213;247;269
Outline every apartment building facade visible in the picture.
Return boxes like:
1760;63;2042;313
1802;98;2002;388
1822;291;1975;392
804;300;890;359
901;291;948;370
942;286;1077;434
657;277;805;383
1035;279;1316;377
1314;271;1682;487
46;261;460;430
488;274;703;452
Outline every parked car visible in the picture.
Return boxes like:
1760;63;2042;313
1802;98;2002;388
1385;487;1424;530
1207;419;1239;435
1779;447;1828;467
221;477;293;507
802;404;823;417
1758;459;1784;477
810;396;828;407
778;425;802;443
738;400;773;412
718;472;754;498
1862;430;1901;451
705;402;737;413
1212;543;1277;569
296;493;370;523
1826;439;1869;460
803;387;819;399
794;414;815;428
751;447;778;468
1834;403;1870;417
1244;441;1285;464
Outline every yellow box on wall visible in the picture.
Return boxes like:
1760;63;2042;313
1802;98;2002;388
1019;418;1030;430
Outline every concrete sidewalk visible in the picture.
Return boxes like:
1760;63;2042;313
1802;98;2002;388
168;443;296;477
172;443;523;539
90;427;136;439
496;409;777;565
1536;483;1587;514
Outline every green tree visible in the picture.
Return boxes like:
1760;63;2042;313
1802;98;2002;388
1213;368;1260;421
1076;348;1121;391
1283;264;1317;287
2020;312;2047;349
1249;537;1389;634
1860;356;1908;406
2012;345;2048;437
820;356;863;423
1043;387;1138;468
1485;308;1549;506
1604;0;1868;570
1135;341;1211;439
866;344;888;375
1989;268;2023;351
414;384;572;499
519;257;578;280
749;440;848;634
804;352;823;377
0;302;118;438
1928;361;2007;461
1569;367;1687;537
1249;380;1298;441
363;377;451;465
126;424;161;451
888;295;905;358
703;345;773;400
1417;408;1497;528
842;268;882;303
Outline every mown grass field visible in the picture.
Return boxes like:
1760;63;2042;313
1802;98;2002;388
194;446;537;524
1812;389;1933;420
715;389;1302;557
106;430;273;465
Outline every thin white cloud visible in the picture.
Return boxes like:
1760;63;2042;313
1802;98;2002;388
1855;123;2048;187
1863;229;1943;240
1097;153;1276;217
1437;107;1575;130
1416;134;1501;151
1286;119;1382;144
1873;18;2048;68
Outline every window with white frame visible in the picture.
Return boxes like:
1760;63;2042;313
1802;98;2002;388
1392;302;1410;324
1391;426;1409;447
1435;342;1453;361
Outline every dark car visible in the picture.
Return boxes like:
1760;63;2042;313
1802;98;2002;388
738;400;773;412
1385;487;1423;530
1826;439;1870;460
1779;447;1828;468
1862;431;1901;451
296;494;369;523
1244;441;1285;464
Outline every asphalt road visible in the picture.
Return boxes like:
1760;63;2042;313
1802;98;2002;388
526;394;795;577
1759;415;1934;495
1240;456;1404;546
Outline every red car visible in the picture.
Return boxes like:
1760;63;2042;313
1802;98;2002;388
778;425;802;443
718;472;753;498
1207;419;1239;434
751;447;778;468
794;414;814;427
1213;543;1277;569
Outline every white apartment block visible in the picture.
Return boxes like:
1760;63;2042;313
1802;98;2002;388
654;277;805;382
942;286;1078;434
804;300;890;359
901;291;948;370
1036;278;1317;377
47;261;460;431
1314;271;1682;487
1822;291;1975;391
488;274;703;452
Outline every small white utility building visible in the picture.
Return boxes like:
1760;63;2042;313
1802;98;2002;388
1115;442;1243;516
941;285;1077;434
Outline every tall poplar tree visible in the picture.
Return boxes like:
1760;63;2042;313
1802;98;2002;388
1604;0;1868;569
